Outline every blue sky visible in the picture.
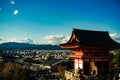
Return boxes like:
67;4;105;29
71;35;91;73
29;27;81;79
0;0;120;44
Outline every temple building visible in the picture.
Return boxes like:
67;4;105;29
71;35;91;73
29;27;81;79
60;28;120;76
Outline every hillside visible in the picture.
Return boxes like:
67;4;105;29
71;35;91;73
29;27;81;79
0;42;64;50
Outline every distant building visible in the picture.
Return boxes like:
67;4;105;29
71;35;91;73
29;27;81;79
60;28;120;76
42;59;67;72
0;56;3;62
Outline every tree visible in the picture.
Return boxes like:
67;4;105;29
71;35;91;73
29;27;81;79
110;49;120;79
57;65;66;79
112;50;120;68
0;63;25;80
0;56;4;72
44;53;53;61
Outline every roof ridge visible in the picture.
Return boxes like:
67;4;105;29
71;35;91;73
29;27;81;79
73;28;108;33
60;28;120;48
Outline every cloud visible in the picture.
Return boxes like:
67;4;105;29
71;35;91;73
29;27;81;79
110;33;120;41
8;38;39;44
10;0;15;5
44;35;70;45
0;39;6;44
13;10;18;15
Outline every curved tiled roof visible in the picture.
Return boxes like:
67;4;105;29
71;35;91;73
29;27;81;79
60;28;120;48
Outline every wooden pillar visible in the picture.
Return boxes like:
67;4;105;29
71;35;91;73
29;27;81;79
102;61;104;75
90;59;98;75
90;59;94;74
74;58;79;73
74;58;83;73
78;58;83;69
74;51;83;73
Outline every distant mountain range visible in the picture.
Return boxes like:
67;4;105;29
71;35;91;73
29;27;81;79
0;42;64;50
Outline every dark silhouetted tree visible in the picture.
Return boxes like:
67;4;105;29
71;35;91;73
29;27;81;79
0;63;25;80
113;50;120;68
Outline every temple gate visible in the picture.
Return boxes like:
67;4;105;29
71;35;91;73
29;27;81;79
60;28;120;75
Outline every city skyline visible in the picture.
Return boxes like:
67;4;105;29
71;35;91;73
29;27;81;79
0;0;120;44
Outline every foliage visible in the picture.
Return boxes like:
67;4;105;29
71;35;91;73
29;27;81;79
44;53;53;61
112;50;120;68
0;56;4;71
0;63;25;80
110;49;120;75
0;63;4;72
57;65;66;79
